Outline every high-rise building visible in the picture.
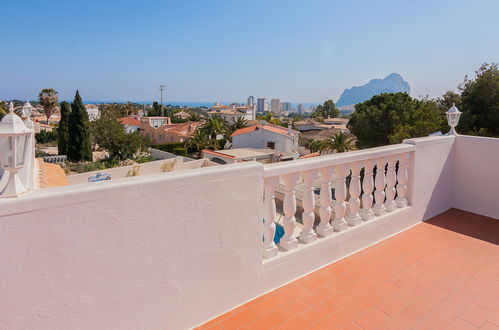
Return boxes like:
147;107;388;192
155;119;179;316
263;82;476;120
256;98;266;113
297;104;304;114
247;96;254;107
281;102;292;112
270;99;280;113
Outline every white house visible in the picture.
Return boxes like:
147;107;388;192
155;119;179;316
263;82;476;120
208;104;255;123
231;121;300;159
84;104;100;121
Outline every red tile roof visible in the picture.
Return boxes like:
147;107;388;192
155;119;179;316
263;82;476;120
231;123;297;137
299;152;320;159
119;117;141;126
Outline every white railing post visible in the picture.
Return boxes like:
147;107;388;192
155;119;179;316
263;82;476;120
372;159;386;216
279;172;299;251
346;162;362;226
263;176;279;258
317;167;334;237
396;153;409;208
299;169;318;243
360;161;375;221
332;165;348;231
384;157;397;212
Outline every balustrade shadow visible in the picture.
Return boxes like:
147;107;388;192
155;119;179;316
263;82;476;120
425;208;499;245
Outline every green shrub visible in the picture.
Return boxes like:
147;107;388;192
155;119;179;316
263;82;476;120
173;147;188;157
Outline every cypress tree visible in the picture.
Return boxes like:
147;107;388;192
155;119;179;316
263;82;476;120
67;90;92;162
57;101;71;155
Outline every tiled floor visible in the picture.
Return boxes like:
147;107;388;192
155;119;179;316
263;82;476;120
197;209;499;329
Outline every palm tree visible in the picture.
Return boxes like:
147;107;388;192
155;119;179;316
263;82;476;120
201;115;227;139
188;112;203;122
258;112;281;125
38;88;58;123
185;129;217;158
123;102;138;116
231;117;249;131
320;132;356;153
304;139;322;153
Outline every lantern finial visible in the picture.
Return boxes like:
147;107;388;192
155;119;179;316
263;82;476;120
8;102;14;114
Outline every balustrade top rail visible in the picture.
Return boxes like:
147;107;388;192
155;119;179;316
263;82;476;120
263;143;414;177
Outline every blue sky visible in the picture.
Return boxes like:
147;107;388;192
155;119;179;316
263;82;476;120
1;0;498;104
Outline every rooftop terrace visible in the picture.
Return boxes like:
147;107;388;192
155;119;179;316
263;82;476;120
0;134;498;329
197;209;499;329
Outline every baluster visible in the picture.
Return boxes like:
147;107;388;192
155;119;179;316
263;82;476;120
346;162;362;226
332;165;348;231
360;161;375;221
299;169;318;243
279;172;299;251
384;157;397;212
317;167;334;237
263;176;279;258
396;153;409;208
372;158;386;216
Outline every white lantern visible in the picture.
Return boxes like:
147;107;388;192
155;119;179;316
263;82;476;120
0;103;31;197
445;103;462;136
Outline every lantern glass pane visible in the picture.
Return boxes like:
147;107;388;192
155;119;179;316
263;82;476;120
16;135;28;167
0;137;9;169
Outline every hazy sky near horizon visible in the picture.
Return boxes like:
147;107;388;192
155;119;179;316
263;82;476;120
1;0;498;104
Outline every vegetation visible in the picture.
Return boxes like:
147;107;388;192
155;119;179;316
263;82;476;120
303;139;322;153
0;101;6;120
348;93;447;148
188;112;204;122
313;100;339;120
201;116;227;139
67;90;93;162
320;132;356;153
456;63;499;136
58;102;71;155
35;129;58;144
184;129;218;158
230;116;249;132
90;104;150;161
38;88;58;123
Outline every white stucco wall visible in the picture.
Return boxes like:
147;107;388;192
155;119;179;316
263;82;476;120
0;135;497;329
453;135;499;219
232;129;296;153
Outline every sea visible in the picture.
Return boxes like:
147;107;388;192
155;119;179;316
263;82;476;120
83;100;320;109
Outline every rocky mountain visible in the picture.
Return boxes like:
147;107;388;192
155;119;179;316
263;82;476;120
336;73;410;107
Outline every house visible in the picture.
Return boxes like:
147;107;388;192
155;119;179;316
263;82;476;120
294;118;330;132
202;148;280;164
231;121;300;159
84;104;100;121
208;104;256;123
119;116;141;133
139;118;202;144
173;111;191;120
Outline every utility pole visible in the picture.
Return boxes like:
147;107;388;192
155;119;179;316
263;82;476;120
158;84;166;116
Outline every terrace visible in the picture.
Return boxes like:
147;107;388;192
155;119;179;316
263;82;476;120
0;114;498;329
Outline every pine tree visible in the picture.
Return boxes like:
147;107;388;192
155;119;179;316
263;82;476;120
67;90;92;162
58;101;71;155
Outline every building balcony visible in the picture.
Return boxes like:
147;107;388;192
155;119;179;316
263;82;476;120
0;134;498;329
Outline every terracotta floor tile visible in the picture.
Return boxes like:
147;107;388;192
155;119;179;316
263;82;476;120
431;301;462;323
270;314;309;330
460;304;492;327
446;318;478;329
479;322;499;330
354;308;390;329
382;312;418;329
196;210;499;329
220;307;259;330
488;309;499;326
474;292;499;312
244;310;283;330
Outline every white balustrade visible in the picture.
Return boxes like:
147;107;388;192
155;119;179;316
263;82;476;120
299;169;318;243
279;172;300;250
384;157;397;212
317;167;334;237
396;153;409;208
332;165;348;231
346;162;362;226
262;144;413;259
360;161;375;221
372;159;387;216
263;176;279;258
